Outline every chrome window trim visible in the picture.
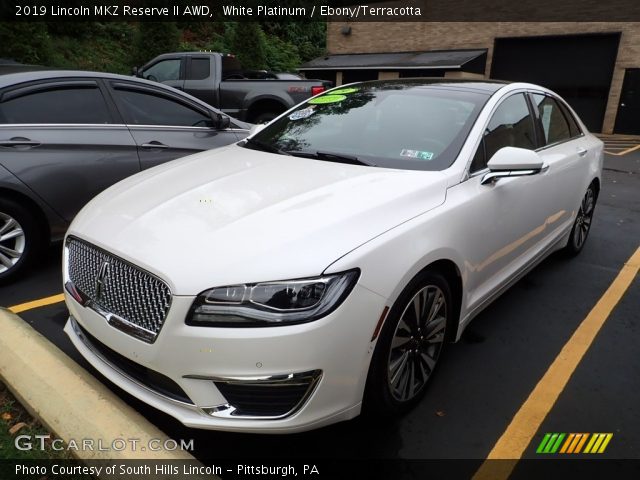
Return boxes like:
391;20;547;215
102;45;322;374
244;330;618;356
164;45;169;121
0;123;242;132
0;123;128;128
127;124;230;131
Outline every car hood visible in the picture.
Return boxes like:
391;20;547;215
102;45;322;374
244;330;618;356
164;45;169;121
69;145;448;294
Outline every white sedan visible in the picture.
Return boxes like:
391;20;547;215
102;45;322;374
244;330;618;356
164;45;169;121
63;79;603;433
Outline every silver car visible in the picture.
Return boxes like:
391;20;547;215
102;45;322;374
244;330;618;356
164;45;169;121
0;70;250;282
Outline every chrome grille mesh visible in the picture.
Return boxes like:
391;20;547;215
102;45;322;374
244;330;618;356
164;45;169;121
66;238;171;341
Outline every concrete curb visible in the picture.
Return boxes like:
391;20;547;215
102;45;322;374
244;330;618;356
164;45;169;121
0;307;197;465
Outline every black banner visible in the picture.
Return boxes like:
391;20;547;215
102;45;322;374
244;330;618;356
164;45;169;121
2;0;640;22
2;459;640;480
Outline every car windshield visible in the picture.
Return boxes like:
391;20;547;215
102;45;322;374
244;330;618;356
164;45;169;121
246;82;489;171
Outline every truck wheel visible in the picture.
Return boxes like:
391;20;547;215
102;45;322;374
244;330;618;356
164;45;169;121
0;198;44;284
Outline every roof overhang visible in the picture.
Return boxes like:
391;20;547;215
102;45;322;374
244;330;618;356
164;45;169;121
299;49;487;71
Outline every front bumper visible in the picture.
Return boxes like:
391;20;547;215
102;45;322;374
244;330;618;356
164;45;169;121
64;283;386;433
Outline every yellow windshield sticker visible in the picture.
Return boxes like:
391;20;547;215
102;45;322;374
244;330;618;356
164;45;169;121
330;88;359;95
308;94;347;104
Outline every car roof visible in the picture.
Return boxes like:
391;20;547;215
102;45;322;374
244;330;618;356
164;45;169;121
0;69;166;90
343;78;510;95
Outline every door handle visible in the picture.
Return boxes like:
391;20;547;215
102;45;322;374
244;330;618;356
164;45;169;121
141;141;170;149
577;147;588;157
0;137;41;148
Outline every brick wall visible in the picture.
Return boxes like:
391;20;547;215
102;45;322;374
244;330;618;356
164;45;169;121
327;22;640;133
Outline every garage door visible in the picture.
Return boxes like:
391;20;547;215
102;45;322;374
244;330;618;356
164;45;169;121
491;33;620;132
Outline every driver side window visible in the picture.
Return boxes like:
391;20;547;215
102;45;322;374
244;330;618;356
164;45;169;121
142;59;181;83
470;93;536;173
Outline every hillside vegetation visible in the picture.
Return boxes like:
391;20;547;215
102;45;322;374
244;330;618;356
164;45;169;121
0;21;326;73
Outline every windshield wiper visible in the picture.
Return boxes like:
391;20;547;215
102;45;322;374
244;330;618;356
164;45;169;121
244;137;290;156
285;150;375;167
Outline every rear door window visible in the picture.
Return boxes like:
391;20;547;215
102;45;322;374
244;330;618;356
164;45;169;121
557;100;582;138
142;59;181;82
188;58;210;80
0;83;111;124
531;94;572;145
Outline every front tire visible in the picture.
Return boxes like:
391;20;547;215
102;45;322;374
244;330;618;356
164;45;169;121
364;270;451;416
565;183;597;256
0;198;43;284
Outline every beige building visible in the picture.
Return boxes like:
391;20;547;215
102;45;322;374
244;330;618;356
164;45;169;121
300;22;640;134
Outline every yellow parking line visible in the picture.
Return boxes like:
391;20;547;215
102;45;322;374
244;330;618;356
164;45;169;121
604;144;640;156
618;144;640;155
473;245;640;480
8;293;65;314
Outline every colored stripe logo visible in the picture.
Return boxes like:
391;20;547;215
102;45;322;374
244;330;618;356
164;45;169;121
536;433;613;454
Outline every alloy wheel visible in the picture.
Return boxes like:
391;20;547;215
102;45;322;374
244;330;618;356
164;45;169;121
0;212;26;274
387;285;447;402
573;187;595;249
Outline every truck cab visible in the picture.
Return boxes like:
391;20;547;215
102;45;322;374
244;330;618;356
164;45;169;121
136;52;332;123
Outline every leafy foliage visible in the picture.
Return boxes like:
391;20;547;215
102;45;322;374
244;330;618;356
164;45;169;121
0;22;51;64
0;21;326;74
264;33;301;72
135;22;181;65
230;22;267;70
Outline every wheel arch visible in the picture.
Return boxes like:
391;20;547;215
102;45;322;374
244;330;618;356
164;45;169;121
246;97;289;123
372;256;465;344
423;259;463;342
0;187;51;244
591;176;601;198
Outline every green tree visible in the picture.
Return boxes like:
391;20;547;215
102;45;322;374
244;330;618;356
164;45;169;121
0;22;51;65
135;22;180;65
261;21;326;62
264;34;301;72
229;22;267;70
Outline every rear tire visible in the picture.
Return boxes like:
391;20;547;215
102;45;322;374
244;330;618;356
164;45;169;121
0;198;44;284
564;183;597;256
364;269;451;416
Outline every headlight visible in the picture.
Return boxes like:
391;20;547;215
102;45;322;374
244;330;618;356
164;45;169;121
186;270;360;327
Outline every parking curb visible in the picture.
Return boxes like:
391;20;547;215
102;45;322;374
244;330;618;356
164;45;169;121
0;307;197;464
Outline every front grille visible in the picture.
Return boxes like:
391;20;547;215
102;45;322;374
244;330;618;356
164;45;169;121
73;319;193;405
66;237;172;342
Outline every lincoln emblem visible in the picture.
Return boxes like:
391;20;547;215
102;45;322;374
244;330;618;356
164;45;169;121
95;261;110;300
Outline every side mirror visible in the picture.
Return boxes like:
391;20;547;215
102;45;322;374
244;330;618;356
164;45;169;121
131;66;139;77
481;147;546;185
212;112;231;130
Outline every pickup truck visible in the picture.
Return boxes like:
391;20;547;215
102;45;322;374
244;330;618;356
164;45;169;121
134;52;332;123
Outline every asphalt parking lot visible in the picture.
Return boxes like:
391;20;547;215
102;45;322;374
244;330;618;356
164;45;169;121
1;147;638;470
